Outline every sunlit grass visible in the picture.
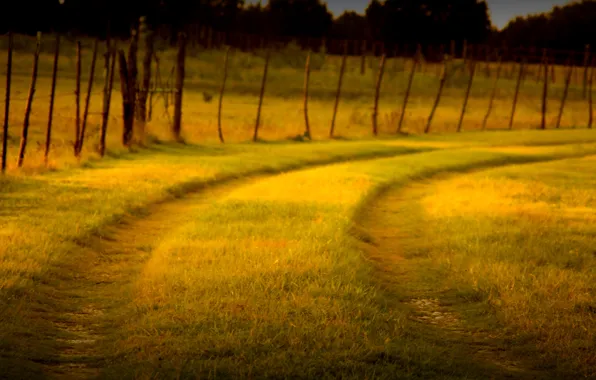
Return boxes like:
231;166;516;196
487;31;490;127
98;146;596;378
372;155;596;377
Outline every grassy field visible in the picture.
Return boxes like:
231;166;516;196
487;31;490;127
0;34;594;173
359;154;596;378
1;127;595;378
1;33;595;379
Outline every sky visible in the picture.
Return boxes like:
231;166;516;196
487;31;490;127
321;0;572;30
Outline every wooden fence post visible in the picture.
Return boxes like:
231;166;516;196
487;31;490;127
437;44;445;77
17;32;41;168
398;44;420;133
127;29;139;140
330;41;347;138
173;32;186;142
1;32;13;173
482;50;502;130
541;48;549;130
457;58;476;132
253;49;270;142
99;45;117;157
372;54;386;136
76;39;99;157
74;41;81;155
589;57;595;129
44;34;60;165
425;56;448;133
303;51;312;139
217;47;230;143
462;39;468;75
509;57;525;130
556;57;574;129
583;44;590;99
118;51;133;147
138;21;155;124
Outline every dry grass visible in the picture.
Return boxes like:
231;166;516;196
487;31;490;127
364;155;596;377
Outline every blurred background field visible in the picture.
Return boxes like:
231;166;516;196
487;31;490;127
0;33;594;172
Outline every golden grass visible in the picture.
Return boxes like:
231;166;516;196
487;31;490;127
377;155;596;376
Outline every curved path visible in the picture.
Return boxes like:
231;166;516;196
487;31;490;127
38;152;590;379
354;168;564;380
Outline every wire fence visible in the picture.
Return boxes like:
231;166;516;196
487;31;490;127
1;30;595;172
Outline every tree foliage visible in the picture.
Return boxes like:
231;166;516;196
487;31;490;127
0;0;592;54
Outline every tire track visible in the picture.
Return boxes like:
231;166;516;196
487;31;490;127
353;157;595;380
36;149;429;379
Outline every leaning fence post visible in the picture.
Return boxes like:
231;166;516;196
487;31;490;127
398;44;420;133
509;57;525;130
589;58;595;129
540;49;549;130
457;57;476;132
172;32;186;142
44;34;60;166
330;41;347;138
556;56;574;129
1;32;13;173
76;39;99;157
303;51;312;139
17;32;41;168
217;47;230;143
253;49;270;142
425;54;448;134
99;42;117;157
74;41;82;155
482;50;502;130
372;54;386;136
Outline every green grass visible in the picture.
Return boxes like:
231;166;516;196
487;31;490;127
358;154;596;378
3;133;594;377
92;144;596;379
1;32;596;378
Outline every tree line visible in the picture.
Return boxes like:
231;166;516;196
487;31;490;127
1;0;595;54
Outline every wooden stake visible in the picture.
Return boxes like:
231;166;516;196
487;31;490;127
583;44;590;99
1;32;13;173
303;51;312;139
482;52;502;130
330;42;347;138
556;57;574;129
217;47;230;143
541;49;549;130
425;57;448;134
437;44;444;77
172;32;186;142
253;49;270;142
76;39;99;157
372;54;386;136
44;34;60;165
457;58;476;132
588;58;596;129
589;58;594;129
17;33;41;168
127;29;139;140
118;51;133;147
138;29;155;123
74;41;81;155
509;58;525;130
100;46;117;157
398;44;420;133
